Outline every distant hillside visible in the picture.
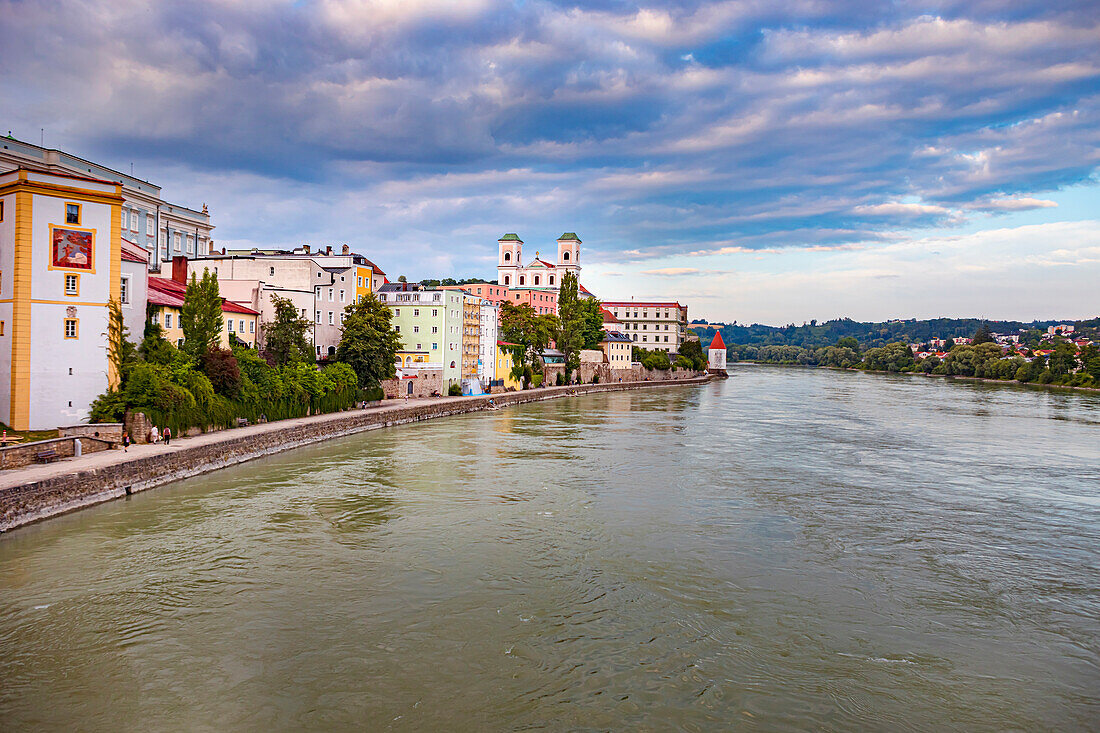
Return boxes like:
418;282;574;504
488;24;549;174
689;317;1094;350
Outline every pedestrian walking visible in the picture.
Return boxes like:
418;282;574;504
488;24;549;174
122;431;130;452
163;426;171;446
150;425;159;444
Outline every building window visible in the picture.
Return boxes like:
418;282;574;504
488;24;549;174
519;276;525;286
130;211;138;231
315;310;321;324
65;203;81;225
316;286;322;298
120;276;129;304
395;325;401;333
549;276;555;285
64;318;79;338
432;309;438;317
394;308;400;316
328;288;334;301
174;233;181;251
270;266;276;276
339;289;345;302
504;252;511;262
147;215;154;234
249;321;255;333
0;200;4;221
227;318;235;332
165;313;172;329
414;308;420;316
64;273;79;296
413;326;419;333
432;326;438;334
534;276;540;286
432;343;438;350
186;236;193;254
328;311;334;325
153;311;160;325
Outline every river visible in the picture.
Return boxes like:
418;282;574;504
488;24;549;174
1;366;1098;731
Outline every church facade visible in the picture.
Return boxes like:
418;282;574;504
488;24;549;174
497;232;581;290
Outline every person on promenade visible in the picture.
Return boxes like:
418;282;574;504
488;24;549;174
150;425;159;444
122;431;130;452
163;427;172;446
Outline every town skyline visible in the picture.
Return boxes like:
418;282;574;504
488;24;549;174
2;0;1098;324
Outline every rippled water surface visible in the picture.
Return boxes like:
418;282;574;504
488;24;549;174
2;367;1099;731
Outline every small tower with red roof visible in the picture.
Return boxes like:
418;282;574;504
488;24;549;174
707;331;727;374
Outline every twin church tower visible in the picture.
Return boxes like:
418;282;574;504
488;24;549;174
496;232;581;290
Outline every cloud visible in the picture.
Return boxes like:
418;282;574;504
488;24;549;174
1;0;1097;314
640;267;702;276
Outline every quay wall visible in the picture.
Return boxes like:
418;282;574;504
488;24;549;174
0;375;711;533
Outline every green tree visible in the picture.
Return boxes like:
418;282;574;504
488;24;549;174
678;339;707;370
835;336;860;351
105;298;137;387
579;297;605;350
972;323;994;345
1048;340;1079;377
180;268;223;360
556;272;586;379
501;300;558;388
336;293;402;388
264;294;314;366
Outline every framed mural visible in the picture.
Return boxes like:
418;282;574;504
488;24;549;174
49;226;95;273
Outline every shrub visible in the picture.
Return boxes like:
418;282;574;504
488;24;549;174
592;373;599;384
556;373;564;385
448;383;462;396
202;348;242;397
89;390;127;423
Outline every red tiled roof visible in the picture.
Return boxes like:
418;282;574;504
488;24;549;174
600;308;620;323
147;277;186;308
602;301;684;309
709;332;725;350
221;300;259;315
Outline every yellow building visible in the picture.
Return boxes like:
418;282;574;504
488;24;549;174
0;168;123;429
149;274;260;349
494;341;521;391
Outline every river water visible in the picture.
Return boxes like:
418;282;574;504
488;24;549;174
1;367;1098;731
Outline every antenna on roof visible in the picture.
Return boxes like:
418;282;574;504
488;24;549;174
40;128;44;146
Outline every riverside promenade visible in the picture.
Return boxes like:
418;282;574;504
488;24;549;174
0;374;711;533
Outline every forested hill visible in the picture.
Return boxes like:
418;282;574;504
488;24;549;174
689;317;1078;350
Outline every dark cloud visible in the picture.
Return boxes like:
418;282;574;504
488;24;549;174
1;0;1097;269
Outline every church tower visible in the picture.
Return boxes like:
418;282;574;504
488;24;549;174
497;233;523;287
557;232;581;277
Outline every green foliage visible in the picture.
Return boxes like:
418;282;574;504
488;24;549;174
971;323;994;345
835;336;860;351
106;298;137;387
633;346;671;371
264;294;313;366
500;301;559;388
336;293;402;388
556;271;586;378
556;372;564;385
677;340;707;370
89;390;127;423
448;383;462;396
860;342;915;372
180;268;223;360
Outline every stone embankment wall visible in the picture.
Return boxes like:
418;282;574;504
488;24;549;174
544;363;703;386
0;375;710;533
0;436;114;471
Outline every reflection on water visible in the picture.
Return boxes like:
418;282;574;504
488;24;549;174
1;367;1098;731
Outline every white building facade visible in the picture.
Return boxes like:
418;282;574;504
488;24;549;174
602;301;689;354
497;232;581;290
0;168;122;429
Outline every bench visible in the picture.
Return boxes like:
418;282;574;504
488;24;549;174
35;449;59;463
236;418;250;428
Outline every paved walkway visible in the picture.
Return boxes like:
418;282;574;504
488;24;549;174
0;395;448;491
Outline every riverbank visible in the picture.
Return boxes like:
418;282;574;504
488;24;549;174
0;374;711;534
737;360;1100;394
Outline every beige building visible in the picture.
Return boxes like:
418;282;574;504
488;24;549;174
601;301;689;354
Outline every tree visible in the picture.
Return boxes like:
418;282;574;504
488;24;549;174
105;298;137;388
180;268;223;360
972;323;994;345
201;347;242;397
835;336;860;351
556;272;586;379
678;339;707;371
579;297;605;350
1048;339;1079;377
336;293;402;388
500;300;558;388
264;294;313;366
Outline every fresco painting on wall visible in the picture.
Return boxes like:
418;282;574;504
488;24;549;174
52;228;93;270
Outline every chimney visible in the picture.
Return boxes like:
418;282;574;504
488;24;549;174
221;246;226;255
326;245;333;256
303;244;310;254
342;244;349;255
171;256;188;285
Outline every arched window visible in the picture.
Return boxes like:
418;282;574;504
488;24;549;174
563;251;570;261
519;276;525;285
450;361;456;368
549;276;555;285
534;276;540;286
328;346;336;356
504;275;510;285
504;252;511;262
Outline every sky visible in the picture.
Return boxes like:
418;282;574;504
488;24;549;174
1;0;1098;325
